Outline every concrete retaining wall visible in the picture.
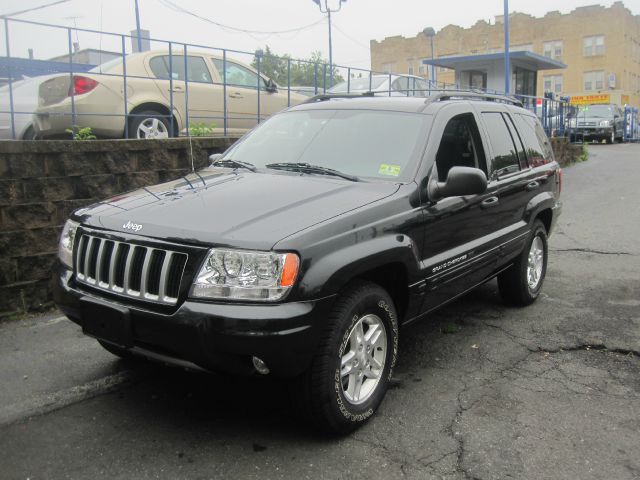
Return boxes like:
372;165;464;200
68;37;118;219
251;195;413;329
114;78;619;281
0;137;238;316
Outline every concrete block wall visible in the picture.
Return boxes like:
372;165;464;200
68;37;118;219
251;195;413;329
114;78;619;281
0;137;238;316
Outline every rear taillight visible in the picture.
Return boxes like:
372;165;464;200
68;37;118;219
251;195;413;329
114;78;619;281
69;75;99;96
557;168;563;194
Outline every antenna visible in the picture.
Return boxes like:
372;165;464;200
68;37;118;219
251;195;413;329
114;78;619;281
188;131;195;173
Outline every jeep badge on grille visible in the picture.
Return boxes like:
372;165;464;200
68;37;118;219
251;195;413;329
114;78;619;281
122;221;143;232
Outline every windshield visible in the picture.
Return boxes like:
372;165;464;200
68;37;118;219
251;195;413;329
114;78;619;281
219;109;429;181
581;105;614;117
329;77;387;93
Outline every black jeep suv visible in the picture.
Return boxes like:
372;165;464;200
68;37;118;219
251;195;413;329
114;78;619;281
54;92;562;434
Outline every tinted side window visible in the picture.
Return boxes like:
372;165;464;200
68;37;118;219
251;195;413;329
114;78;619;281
514;114;554;167
149;55;212;83
481;112;521;177
503;113;528;169
211;59;267;90
392;77;409;95
435;113;488;181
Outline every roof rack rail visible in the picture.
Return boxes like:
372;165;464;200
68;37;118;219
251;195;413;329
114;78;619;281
424;90;523;108
304;92;376;103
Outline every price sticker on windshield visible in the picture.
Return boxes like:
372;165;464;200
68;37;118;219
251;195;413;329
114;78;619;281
378;164;401;176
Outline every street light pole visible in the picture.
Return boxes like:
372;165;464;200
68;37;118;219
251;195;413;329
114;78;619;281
134;0;142;53
422;27;436;88
312;0;346;87
504;0;510;94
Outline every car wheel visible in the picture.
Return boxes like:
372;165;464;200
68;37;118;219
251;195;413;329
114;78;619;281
98;340;139;362
129;110;171;139
606;130;614;144
22;125;38;140
498;220;548;306
295;281;399;434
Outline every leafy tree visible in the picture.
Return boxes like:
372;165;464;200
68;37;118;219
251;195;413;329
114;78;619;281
252;46;344;88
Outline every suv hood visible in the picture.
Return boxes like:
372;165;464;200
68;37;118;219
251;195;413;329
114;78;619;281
75;169;400;250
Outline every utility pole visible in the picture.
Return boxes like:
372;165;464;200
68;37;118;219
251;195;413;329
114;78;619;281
504;0;510;94
311;0;346;87
134;0;142;53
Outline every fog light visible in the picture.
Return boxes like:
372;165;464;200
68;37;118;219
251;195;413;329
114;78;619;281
252;356;270;375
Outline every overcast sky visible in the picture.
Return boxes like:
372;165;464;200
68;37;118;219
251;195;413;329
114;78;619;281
2;0;640;70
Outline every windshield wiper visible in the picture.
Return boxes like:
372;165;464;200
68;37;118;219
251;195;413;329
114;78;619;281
265;162;359;182
212;158;257;172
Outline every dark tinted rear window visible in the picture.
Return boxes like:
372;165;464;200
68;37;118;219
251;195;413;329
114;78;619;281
514;114;554;167
481;112;521;177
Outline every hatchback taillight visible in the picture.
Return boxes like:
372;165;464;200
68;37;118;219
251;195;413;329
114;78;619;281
69;75;99;96
557;168;563;194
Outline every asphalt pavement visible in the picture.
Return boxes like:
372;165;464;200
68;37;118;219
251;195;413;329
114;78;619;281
1;143;639;480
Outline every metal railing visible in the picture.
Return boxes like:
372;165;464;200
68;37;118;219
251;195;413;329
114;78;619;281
1;17;574;141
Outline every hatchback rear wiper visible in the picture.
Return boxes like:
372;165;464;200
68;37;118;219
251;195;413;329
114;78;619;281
212;158;257;172
265;162;358;182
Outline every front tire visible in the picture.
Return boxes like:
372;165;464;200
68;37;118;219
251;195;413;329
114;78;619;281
295;281;399;434
498;220;548;306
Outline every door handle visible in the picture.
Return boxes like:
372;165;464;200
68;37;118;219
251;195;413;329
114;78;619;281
169;86;184;93
481;196;499;209
228;92;243;99
525;181;540;191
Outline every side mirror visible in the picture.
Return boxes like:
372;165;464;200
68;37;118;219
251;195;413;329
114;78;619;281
265;78;278;93
209;153;223;165
428;166;487;201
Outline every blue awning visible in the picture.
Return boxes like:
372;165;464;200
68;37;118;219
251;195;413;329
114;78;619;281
422;51;566;71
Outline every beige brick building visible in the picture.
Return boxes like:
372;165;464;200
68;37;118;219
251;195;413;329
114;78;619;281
370;2;640;107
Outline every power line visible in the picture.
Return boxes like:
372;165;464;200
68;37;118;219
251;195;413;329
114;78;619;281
331;21;370;50
157;0;325;37
0;0;71;18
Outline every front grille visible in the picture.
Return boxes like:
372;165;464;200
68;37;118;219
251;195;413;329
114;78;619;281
75;234;188;305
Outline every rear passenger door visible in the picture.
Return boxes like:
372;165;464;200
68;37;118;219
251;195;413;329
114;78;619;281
475;106;546;268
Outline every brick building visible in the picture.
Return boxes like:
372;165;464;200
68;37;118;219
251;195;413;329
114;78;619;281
370;2;640;107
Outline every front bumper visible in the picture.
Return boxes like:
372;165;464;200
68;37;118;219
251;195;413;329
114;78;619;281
53;263;335;377
568;126;612;140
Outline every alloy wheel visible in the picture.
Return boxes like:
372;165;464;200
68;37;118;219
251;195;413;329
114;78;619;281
527;236;544;289
340;314;387;405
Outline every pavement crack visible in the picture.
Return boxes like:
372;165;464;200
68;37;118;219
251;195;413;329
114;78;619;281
543;343;640;359
551;247;634;256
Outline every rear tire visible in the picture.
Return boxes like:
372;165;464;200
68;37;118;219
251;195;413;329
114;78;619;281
129;110;172;139
498;220;548;306
294;281;399;434
22;125;38;140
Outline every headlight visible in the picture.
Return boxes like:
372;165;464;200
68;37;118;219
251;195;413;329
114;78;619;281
58;219;79;268
190;249;299;301
599;120;611;127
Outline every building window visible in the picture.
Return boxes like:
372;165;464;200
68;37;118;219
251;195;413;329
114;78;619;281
418;59;429;76
584;71;605;91
543;74;563;93
543;40;563;60
407;62;414;75
382;62;395;74
584;35;605;56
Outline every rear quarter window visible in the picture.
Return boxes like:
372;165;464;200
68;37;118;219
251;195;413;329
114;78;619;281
514;114;554;167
